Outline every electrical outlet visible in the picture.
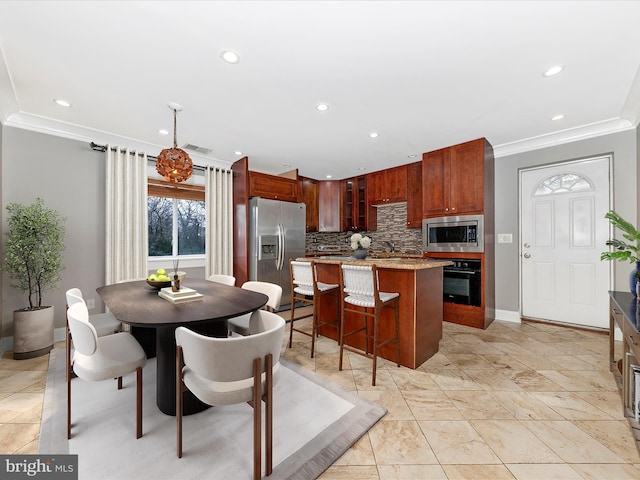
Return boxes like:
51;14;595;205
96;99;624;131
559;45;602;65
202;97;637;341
86;298;96;310
497;234;513;244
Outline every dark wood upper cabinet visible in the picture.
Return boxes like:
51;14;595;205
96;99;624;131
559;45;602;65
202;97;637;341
423;138;490;217
318;180;341;232
300;176;318;232
449;139;485;215
406;161;422;228
341;176;367;231
367;165;407;205
248;170;299;202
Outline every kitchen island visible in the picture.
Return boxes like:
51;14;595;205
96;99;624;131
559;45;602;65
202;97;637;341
299;256;452;369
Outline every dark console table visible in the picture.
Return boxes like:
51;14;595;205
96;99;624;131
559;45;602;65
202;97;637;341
608;291;640;454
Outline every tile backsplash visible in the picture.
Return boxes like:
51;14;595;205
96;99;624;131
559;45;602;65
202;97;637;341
305;203;422;254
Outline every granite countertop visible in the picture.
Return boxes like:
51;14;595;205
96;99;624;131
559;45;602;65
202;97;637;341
299;255;452;270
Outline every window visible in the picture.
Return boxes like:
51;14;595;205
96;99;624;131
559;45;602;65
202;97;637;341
147;179;206;259
533;173;593;196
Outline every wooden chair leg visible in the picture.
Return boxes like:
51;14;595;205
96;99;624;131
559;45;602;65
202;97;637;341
372;310;379;387
288;298;296;348
253;357;262;480
136;367;143;439
176;346;183;458
265;353;273;476
338;301;346;371
395;302;401;367
310;300;317;358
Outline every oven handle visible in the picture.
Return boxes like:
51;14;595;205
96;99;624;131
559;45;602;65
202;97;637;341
444;269;478;274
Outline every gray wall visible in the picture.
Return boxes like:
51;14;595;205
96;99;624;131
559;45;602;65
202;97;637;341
1;126;106;342
0;126;213;349
494;129;638;313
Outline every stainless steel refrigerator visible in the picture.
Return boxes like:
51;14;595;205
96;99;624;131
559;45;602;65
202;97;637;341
249;197;306;308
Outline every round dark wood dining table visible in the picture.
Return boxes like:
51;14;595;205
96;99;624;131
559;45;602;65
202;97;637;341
96;278;268;415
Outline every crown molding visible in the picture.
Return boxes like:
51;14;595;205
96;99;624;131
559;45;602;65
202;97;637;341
4;111;637;165
493;117;636;158
2;112;232;169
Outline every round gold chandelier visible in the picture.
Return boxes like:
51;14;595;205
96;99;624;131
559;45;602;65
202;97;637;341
156;103;193;183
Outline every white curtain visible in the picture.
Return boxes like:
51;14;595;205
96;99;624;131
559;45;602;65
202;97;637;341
205;166;233;277
105;146;149;284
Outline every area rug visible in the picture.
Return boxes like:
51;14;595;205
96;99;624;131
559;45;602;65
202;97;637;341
39;348;385;480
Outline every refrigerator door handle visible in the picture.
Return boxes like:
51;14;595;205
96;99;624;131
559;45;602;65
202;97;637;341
276;223;284;270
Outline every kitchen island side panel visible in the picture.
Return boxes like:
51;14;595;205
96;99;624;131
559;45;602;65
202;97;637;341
414;267;443;367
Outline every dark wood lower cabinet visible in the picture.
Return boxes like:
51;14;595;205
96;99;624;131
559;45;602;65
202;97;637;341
312;262;443;369
427;251;494;329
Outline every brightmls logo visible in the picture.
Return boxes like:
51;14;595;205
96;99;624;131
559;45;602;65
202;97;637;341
1;455;77;479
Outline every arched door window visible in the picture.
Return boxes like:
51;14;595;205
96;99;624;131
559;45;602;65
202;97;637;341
533;173;593;196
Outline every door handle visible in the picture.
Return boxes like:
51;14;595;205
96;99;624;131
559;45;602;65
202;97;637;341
276;224;283;270
524;243;530;248
523;253;531;259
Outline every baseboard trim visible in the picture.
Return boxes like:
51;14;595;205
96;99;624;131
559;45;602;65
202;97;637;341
495;309;521;323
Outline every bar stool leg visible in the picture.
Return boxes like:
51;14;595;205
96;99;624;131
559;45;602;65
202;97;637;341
288;297;296;348
339;300;346;371
310;298;318;358
372;308;380;386
395;300;401;367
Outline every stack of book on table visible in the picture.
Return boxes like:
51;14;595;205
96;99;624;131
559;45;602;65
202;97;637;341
158;286;203;304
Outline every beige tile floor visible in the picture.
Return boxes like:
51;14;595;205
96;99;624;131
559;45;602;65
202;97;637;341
2;309;640;479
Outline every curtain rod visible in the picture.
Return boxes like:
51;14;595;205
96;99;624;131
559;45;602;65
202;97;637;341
90;142;231;173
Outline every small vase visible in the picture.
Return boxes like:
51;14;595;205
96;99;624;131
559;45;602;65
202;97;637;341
353;248;368;259
630;261;640;296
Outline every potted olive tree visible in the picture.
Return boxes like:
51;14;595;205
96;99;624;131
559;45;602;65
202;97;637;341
2;198;65;359
601;210;640;296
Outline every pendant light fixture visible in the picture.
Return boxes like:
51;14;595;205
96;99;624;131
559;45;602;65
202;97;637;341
156;102;193;183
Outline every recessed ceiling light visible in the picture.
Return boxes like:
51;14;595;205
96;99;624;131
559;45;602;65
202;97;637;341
543;65;563;77
54;99;71;107
408;154;417;158
369;132;379;138
551;114;565;121
283;164;292;168
234;151;243;156
158;129;169;135
315;103;329;112
358;167;367;171
326;175;332;179
220;50;240;64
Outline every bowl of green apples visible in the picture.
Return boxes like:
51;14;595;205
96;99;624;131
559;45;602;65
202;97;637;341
146;268;172;289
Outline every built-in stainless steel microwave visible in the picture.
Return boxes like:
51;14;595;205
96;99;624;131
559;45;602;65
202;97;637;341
422;214;484;253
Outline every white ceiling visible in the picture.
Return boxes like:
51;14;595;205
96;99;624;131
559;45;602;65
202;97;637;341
0;1;639;180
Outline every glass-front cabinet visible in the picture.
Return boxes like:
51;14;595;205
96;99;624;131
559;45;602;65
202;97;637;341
341;176;367;231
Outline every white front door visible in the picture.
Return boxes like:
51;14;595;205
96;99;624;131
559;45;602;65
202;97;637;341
520;156;611;328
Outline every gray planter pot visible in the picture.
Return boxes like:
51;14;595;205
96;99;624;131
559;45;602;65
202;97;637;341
13;306;54;360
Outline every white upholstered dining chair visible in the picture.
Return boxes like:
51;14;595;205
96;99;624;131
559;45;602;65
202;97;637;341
206;274;236;286
66;288;122;337
66;302;147;439
227;281;282;336
175;310;285;480
65;287;124;410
